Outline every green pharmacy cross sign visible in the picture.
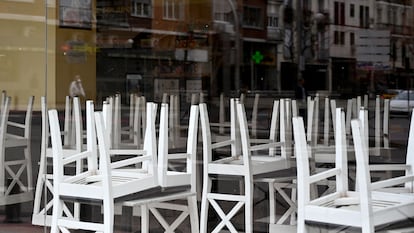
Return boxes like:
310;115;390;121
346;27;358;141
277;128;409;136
252;51;264;64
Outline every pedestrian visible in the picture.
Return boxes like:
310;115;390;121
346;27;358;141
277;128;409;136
295;78;308;119
295;78;308;101
69;74;86;98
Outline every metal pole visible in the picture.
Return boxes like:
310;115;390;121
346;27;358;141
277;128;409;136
227;0;240;94
296;0;303;80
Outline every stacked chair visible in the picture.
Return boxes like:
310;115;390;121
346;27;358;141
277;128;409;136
199;97;293;233
120;102;200;233
46;95;200;233
32;96;83;226
292;107;414;233
48;100;159;233
0;94;34;206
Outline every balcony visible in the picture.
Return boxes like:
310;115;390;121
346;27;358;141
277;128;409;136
213;20;235;34
267;26;282;41
376;23;412;36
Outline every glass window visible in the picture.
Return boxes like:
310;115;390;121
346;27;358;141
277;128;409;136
163;0;184;20
350;32;355;45
131;0;151;17
2;1;414;232
334;30;339;44
243;6;263;28
268;15;278;28
350;4;355;17
377;8;382;23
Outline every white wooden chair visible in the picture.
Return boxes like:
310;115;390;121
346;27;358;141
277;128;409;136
32;97;86;226
212;93;259;137
122;103;199;233
368;108;414;194
254;99;297;227
293;110;414;233
0;95;34;206
199;98;292;233
48;99;158;233
110;94;146;149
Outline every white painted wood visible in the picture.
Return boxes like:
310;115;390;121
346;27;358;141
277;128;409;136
32;97;82;226
251;93;259;138
0;95;34;206
49;100;159;233
370;108;414;193
121;103;200;233
200;97;294;232
293;110;414;233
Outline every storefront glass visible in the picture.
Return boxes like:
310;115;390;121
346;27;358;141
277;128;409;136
1;0;414;232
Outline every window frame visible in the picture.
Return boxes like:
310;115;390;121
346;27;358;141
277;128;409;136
131;0;152;18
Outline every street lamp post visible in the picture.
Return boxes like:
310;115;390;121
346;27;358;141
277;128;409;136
296;0;303;80
226;0;241;94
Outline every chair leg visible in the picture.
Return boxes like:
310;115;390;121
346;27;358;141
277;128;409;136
50;198;63;233
188;195;199;233
268;182;276;224
103;199;114;233
290;185;297;225
297;217;307;233
200;177;212;233
245;177;253;233
141;204;150;233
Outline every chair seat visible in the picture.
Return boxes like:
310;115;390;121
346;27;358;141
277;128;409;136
305;191;414;227
208;155;290;176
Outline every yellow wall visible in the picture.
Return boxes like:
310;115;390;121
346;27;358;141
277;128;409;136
0;1;49;110
0;1;96;110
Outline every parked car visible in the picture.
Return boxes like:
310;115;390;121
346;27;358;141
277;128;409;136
390;90;414;113
381;89;402;99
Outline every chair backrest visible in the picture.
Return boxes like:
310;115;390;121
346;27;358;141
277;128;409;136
71;97;83;153
158;103;199;191
293;108;348;206
251;93;259;137
405;109;414;190
98;100;158;184
63;96;72;146
351;118;375;218
40;96;49;160
132;95;144;146
21;96;34;138
199;98;240;171
358;107;369;151
49;102;102;195
199;98;240;161
113;93;122;147
141;102;158;175
0;96;11;189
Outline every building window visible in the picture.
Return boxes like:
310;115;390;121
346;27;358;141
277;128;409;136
334;31;345;45
131;0;151;17
340;31;345;45
350;4;354;17
334;1;345;25
377;8;382;23
268;15;278;28
318;0;324;12
360;5;369;28
243;6;263;28
334;31;339;44
401;11;406;26
350;32;355;45
163;0;184;20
